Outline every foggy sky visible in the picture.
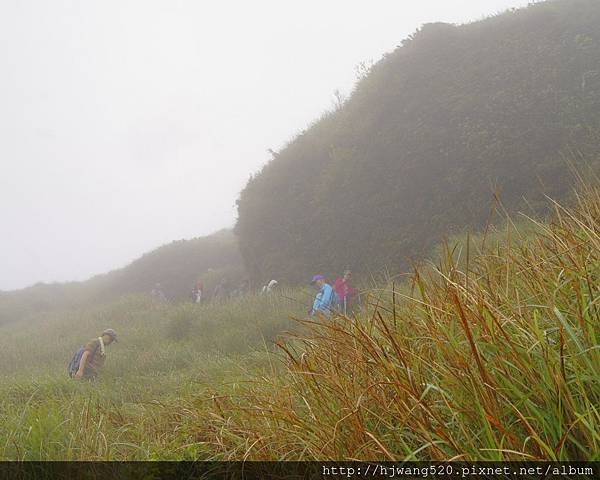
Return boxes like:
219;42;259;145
0;0;530;291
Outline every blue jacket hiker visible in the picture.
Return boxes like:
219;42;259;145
310;274;338;316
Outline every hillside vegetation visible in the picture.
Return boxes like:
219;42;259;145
236;0;600;284
0;178;598;460
0;229;245;326
1;0;599;462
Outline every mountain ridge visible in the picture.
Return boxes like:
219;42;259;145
0;229;245;325
234;0;600;283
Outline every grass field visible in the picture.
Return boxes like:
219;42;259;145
0;181;598;461
0;292;306;460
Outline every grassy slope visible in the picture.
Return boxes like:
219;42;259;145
0;291;308;460
204;181;600;461
0;181;598;460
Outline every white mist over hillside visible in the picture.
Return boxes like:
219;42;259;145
0;0;528;290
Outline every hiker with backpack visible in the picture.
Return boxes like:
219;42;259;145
69;329;118;380
309;274;338;317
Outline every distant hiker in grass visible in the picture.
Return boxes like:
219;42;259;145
191;280;203;304
310;274;337;317
69;329;118;380
333;269;357;315
261;279;278;294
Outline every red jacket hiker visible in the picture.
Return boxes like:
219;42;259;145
332;270;356;312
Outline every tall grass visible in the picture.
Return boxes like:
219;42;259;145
176;182;600;460
0;182;598;460
0;290;304;460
